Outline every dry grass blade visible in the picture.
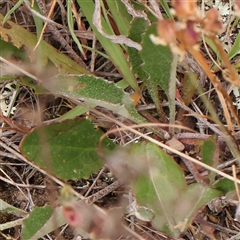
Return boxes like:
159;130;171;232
0;110;30;134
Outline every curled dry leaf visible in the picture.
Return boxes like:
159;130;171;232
93;0;141;50
0;110;30;134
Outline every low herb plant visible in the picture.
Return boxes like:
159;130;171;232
0;0;240;239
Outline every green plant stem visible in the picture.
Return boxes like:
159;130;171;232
168;53;178;135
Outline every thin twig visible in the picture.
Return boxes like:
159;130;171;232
84;166;106;198
0;175;45;189
84;179;122;205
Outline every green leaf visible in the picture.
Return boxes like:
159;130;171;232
53;75;124;104
168;53;178;133
2;0;24;24
228;32;240;60
181;71;198;106
105;0;132;36
24;205;67;239
128;19;172;121
56;103;95;122
201;135;219;183
21;77;50;94
140;24;172;93
128;17;149;81
139;24;172;119
22;205;53;239
67;0;84;57
159;0;173;19
204;37;220;61
32;1;49;69
20;119;115;180
131;142;221;237
45;75;146;124
134;206;155;222
174;183;220;227
0;39;28;61
130;142;185;235
0;198;27;231
32;1;43;38
213;178;235;195
0;13;89;75
201;136;217;166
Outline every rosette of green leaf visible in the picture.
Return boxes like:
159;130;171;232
130;142;221;237
76;0;140;93
20;119;115;180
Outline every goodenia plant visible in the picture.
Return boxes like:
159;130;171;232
1;0;240;239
